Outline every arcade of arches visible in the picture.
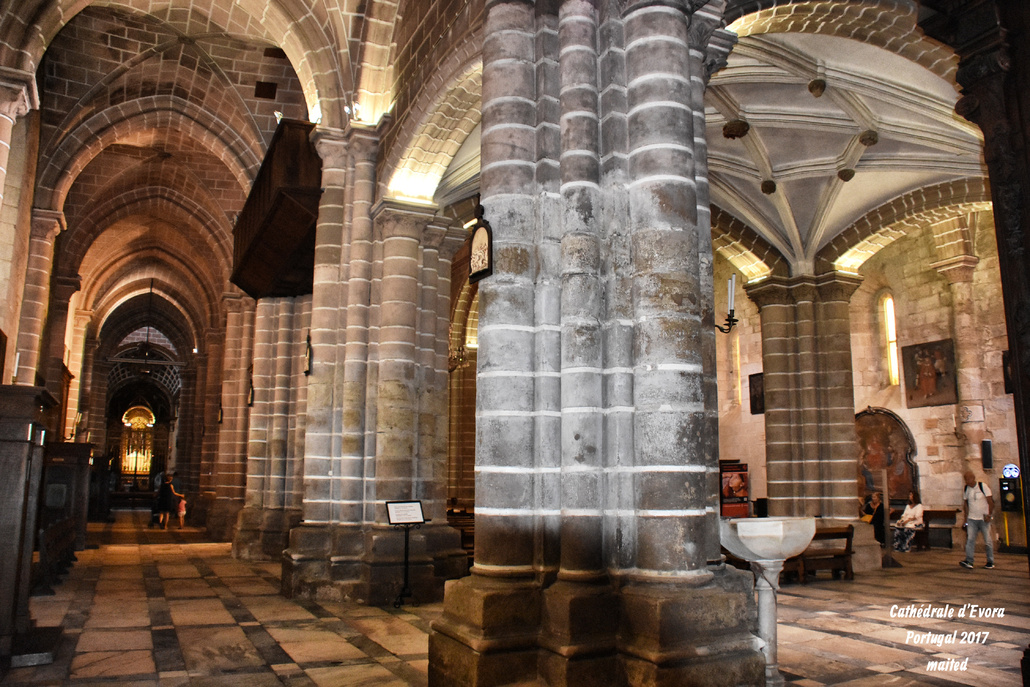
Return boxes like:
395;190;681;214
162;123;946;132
2;0;1030;685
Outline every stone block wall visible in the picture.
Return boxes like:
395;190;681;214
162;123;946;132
850;211;1016;508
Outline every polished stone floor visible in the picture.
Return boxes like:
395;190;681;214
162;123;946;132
2;511;1028;686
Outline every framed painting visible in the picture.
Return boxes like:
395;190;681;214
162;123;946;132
748;372;764;415
902;339;957;409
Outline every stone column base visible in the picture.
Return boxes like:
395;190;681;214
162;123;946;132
539;579;621;687
848;521;884;572
206;498;244;542
281;522;467;605
617;567;766;687
429;574;543;687
429;566;764;687
233;506;302;560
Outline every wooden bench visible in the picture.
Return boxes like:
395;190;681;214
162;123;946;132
889;508;960;550
31;517;78;596
782;524;854;583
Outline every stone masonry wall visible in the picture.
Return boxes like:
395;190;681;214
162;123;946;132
851;212;1016;509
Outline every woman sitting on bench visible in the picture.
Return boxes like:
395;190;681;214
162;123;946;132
892;490;924;552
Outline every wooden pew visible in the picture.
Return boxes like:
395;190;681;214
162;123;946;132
781;524;854;583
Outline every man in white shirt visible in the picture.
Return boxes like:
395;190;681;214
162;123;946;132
960;470;995;569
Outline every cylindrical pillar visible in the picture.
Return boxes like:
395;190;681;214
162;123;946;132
14;210;62;385
624;0;707;576
372;207;422;508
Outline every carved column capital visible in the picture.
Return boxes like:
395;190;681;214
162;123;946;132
311;127;350;169
347;125;379;163
814;271;864;303
931;254;980;284
31;208;65;241
372;198;439;240
0;78;32;121
745;272;862;309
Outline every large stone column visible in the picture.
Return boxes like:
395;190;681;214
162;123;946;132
0;78;32;215
13;210;62;385
282;131;465;603
234;296;308;559
746;272;862;519
40;272;81;431
431;2;549;684
63;309;93;439
208;293;256;540
431;2;763;686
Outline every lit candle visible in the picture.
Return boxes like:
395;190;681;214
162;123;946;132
727;274;736;312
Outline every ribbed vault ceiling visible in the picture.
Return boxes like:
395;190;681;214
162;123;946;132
706;31;985;276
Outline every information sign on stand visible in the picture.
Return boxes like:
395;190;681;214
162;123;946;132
386;501;425;608
386;500;426;526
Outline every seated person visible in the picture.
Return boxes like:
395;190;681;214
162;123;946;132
892;490;924;552
861;492;885;546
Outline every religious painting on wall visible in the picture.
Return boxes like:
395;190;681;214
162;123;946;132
901;338;957;409
748;372;764;415
855;407;917;508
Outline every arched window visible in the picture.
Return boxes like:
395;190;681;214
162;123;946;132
882;294;900;386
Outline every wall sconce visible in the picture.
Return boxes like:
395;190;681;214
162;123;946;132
715;273;738;333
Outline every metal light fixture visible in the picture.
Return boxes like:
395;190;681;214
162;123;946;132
715;274;738;333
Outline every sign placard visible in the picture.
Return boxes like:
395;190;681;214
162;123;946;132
720;462;750;518
386;500;425;525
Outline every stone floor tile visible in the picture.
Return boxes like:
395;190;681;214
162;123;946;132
305;662;408;686
76;628;153;652
167;597;237;625
176;625;264;674
68;649;155;678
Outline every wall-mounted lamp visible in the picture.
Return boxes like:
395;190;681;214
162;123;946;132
715;273;738;333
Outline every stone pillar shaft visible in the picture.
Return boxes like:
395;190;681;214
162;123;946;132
473;0;541;574
624;1;708;575
14;211;62;385
0;82;30;216
433;3;765;687
373;212;422;509
302;128;354;524
748;273;862;519
558;0;605;578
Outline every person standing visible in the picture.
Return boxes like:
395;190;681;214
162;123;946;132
155;474;182;530
960;470;995;569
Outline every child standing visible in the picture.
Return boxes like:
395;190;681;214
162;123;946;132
177;494;187;528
